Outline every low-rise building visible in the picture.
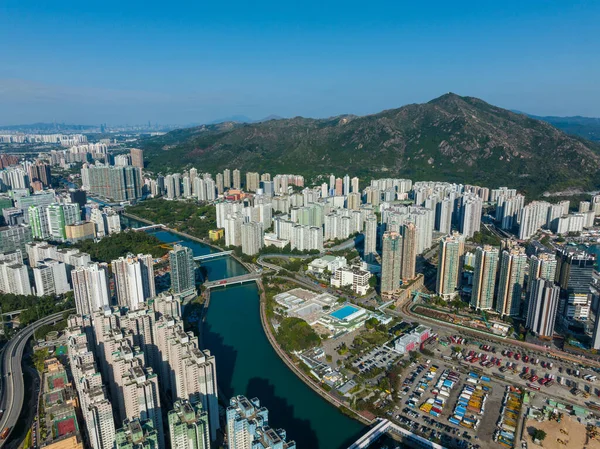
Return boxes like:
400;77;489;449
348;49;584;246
39;358;84;449
330;265;371;295
263;233;289;249
208;228;224;241
274;288;337;324
307;255;347;276
393;325;431;354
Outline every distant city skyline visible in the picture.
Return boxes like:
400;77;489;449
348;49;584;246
1;0;599;124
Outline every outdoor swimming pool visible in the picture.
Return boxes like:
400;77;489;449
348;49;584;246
330;305;359;320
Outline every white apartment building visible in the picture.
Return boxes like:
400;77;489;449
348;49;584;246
330;265;371;295
72;263;111;315
112;254;155;310
33;259;70;296
0;261;31;295
241;221;264;255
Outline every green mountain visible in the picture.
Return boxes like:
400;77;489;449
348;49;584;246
526;115;600;142
141;93;600;196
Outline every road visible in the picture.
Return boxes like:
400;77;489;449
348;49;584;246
394;290;600;370
0;310;71;448
256;254;314;272
328;234;363;251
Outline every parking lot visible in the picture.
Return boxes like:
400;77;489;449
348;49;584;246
382;329;600;449
352;345;399;374
392;360;484;448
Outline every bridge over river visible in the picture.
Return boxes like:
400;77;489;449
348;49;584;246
204;272;261;289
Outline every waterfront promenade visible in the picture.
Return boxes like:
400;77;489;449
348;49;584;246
257;279;372;427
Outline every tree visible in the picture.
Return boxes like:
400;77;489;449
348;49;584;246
33;348;49;373
364;317;379;330
276;317;321;352
379;377;391;392
533;429;547;442
409;350;420;361
368;275;378;288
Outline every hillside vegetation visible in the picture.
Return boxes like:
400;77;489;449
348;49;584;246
141;93;600;197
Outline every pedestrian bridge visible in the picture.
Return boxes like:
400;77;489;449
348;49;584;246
347;418;445;449
204;272;261;289
133;224;165;231
194;250;233;261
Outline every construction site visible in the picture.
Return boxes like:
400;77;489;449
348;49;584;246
524;415;600;449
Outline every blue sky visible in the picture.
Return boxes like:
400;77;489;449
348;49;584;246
0;0;598;125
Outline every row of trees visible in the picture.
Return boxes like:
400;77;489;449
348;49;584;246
0;291;74;326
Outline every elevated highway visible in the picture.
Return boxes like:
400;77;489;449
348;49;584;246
0;310;72;447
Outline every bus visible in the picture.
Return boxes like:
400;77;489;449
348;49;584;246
527;383;541;391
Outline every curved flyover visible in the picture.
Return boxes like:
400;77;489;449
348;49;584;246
0;310;72;447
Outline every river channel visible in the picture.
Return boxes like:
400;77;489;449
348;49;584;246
121;215;366;448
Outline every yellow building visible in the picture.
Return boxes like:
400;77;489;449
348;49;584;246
65;222;96;243
42;436;83;449
209;228;224;241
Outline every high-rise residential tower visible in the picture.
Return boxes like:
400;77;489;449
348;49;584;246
459;194;482;239
226;396;296;449
528;253;557;290
496;247;528;317
233;169;241;190
223;169;231;189
241;222;263;256
363;215;378;263
81;165;143;201
129;148;144;169
47;203;80;240
381;231;402;294
168;400;210;449
112;254;156;310
471;245;499;310
216;173;224;195
400;222;417;281
72;262;111;315
526;278;560;337
343;174;350;196
115;419;159;449
122;366;165;448
245;172;260;192
436;234;462;300
169;244;196;297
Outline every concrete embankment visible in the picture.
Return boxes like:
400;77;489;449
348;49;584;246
257;279;372;427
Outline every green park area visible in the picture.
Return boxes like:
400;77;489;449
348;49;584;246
71;230;168;262
126;198;217;239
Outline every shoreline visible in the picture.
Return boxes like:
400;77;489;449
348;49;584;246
124;210;421;446
256;278;372;428
121;211;251;269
